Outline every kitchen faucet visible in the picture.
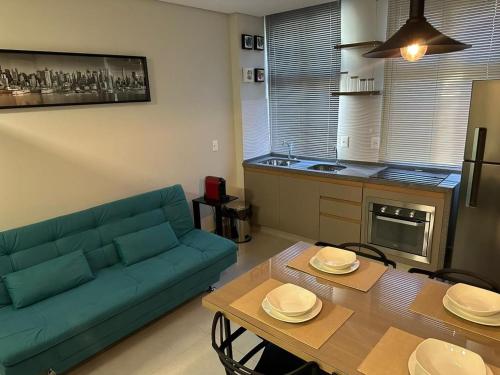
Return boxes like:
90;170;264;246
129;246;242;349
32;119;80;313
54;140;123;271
333;146;338;164
282;140;295;160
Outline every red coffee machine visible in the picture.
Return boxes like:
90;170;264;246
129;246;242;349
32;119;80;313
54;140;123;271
204;176;227;201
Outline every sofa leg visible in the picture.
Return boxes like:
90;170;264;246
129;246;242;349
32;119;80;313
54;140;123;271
207;286;216;293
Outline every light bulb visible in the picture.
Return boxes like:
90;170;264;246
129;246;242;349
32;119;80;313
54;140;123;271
400;43;428;62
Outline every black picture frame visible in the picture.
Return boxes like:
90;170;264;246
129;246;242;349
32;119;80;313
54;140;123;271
254;68;265;83
241;34;254;50
0;48;151;110
254;35;264;51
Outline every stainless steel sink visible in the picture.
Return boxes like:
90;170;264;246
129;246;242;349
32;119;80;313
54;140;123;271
259;158;299;167
308;164;346;172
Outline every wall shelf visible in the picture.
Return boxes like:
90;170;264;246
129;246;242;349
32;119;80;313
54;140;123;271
334;41;382;50
332;91;381;96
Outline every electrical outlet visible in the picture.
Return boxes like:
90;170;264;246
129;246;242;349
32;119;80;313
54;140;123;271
371;136;380;149
212;140;219;152
340;136;350;148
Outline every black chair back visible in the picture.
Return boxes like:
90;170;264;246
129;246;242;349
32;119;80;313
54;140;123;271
315;241;396;268
211;312;323;375
408;268;500;292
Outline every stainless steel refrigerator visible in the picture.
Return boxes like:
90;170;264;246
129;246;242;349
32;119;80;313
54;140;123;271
450;79;500;284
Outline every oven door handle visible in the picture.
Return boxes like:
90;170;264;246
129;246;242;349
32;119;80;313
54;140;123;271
375;215;424;227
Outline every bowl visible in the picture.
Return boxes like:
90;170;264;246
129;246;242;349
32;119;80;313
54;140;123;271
446;283;500;317
265;283;317;317
315;246;357;269
415;338;486;375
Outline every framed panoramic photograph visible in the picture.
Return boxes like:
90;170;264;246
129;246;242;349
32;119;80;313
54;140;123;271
0;49;150;109
241;34;254;50
254;35;264;51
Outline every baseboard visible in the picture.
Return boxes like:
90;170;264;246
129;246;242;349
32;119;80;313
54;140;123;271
255;226;315;245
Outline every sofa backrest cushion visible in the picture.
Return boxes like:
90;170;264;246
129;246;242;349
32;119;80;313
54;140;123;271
0;184;193;307
114;222;180;266
2;250;94;309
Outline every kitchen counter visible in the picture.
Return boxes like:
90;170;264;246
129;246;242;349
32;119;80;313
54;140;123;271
243;154;461;192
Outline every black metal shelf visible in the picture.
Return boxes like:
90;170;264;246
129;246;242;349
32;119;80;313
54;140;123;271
332;91;381;96
334;41;383;50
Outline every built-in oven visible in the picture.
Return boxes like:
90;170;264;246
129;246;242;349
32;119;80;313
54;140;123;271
367;198;435;264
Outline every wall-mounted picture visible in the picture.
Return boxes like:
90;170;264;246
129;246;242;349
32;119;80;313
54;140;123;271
254;68;265;82
0;49;150;109
242;34;254;50
242;68;254;83
254;35;265;51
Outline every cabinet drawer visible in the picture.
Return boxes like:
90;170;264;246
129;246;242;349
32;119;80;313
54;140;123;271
320;198;361;221
319;182;362;202
319;214;361;245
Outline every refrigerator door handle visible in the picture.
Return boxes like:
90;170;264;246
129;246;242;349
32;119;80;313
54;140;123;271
466;162;482;207
471;127;487;161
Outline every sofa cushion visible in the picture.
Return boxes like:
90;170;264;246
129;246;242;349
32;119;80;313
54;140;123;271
0;244;217;366
180;229;237;262
2;251;94;309
114;222;179;266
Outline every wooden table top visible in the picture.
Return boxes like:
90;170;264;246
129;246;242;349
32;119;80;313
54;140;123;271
202;242;500;375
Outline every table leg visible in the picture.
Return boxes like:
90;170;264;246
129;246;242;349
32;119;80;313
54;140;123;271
215;204;223;235
223;316;233;359
193;201;201;229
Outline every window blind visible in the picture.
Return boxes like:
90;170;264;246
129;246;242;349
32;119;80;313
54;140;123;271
381;0;500;167
266;2;341;159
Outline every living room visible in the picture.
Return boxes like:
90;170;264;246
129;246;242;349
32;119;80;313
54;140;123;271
1;0;500;374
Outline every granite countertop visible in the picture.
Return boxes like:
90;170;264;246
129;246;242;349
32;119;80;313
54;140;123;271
243;154;461;192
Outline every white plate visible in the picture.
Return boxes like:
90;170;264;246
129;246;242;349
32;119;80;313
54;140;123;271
262;296;322;323
315;246;357;269
443;295;500;327
266;283;317;317
447;283;500;317
310;256;360;275
408;350;493;375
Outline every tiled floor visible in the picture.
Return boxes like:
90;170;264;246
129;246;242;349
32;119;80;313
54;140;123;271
69;230;294;375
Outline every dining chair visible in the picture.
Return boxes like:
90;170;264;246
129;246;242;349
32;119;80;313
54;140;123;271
211;312;325;375
408;267;500;292
315;241;397;268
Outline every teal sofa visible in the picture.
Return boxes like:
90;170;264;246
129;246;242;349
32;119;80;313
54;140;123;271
0;185;237;375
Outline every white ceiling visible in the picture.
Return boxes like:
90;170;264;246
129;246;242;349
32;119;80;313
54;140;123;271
159;0;334;17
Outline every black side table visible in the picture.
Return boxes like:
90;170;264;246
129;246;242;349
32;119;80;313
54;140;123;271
192;195;238;236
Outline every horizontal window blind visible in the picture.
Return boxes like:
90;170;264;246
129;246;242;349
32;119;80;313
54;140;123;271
266;2;341;159
381;0;500;167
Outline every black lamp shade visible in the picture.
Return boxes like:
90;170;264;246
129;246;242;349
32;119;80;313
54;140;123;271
364;0;471;58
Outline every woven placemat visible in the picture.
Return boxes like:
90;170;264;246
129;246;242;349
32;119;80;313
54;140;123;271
286;246;387;292
230;278;353;349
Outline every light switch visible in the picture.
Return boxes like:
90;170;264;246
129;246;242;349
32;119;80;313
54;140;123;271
371;136;380;149
212;140;219;152
340;136;349;148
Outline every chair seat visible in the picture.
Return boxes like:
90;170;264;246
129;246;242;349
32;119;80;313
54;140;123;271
0;244;216;367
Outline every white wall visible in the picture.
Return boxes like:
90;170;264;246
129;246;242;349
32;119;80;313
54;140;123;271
338;0;388;162
0;0;235;230
229;14;269;190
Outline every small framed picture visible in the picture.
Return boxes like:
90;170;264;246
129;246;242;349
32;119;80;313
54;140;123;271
254;35;264;51
254;68;265;83
242;68;254;83
241;34;254;50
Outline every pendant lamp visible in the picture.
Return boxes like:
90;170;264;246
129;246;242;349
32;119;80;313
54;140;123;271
364;0;471;62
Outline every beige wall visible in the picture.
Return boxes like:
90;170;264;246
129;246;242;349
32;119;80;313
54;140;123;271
0;0;235;230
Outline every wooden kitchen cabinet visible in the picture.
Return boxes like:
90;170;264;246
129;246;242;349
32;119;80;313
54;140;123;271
278;175;319;239
244;170;280;228
319;214;361;244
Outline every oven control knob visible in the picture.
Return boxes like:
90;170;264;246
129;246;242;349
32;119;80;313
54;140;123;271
409;210;415;218
394;208;401;216
381;206;387;213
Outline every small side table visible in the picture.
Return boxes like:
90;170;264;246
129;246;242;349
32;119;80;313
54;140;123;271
192;195;238;236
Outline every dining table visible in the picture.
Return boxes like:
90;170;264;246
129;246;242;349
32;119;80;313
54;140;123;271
202;241;500;375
